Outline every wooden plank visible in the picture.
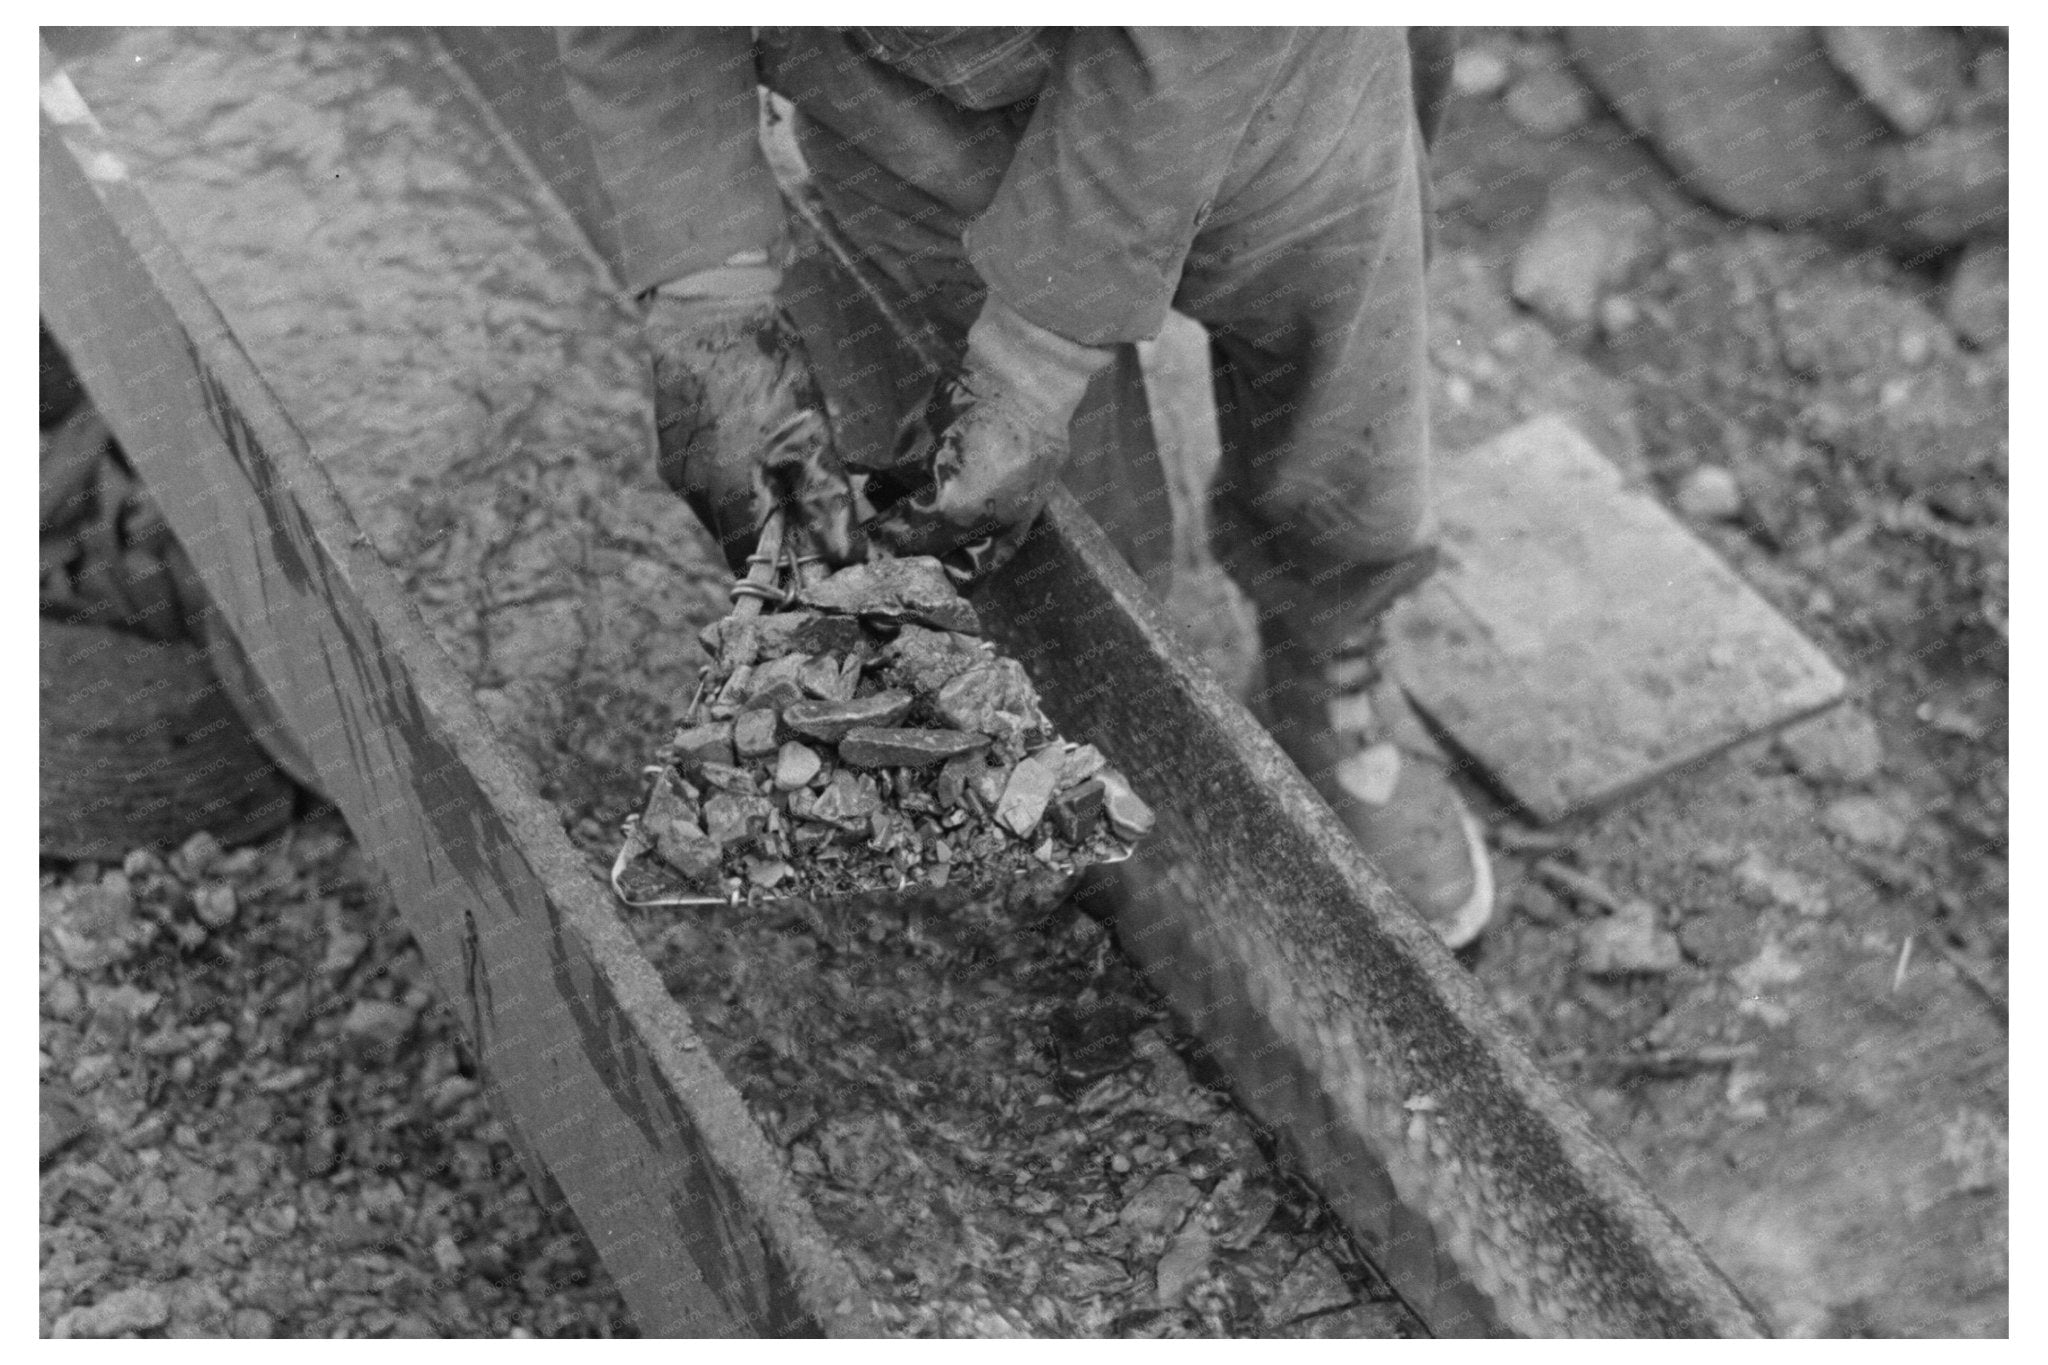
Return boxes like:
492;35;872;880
1387;413;1847;821
40;45;878;1339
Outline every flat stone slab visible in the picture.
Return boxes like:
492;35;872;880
1387;414;1846;822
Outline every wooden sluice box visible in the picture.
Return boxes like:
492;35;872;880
40;29;1769;1337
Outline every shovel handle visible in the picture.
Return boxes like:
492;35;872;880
730;508;788;621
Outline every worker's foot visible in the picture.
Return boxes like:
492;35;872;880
1254;563;1495;949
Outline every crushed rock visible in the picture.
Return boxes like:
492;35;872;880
40;814;633;1338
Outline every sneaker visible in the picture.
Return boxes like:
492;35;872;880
1254;590;1495;949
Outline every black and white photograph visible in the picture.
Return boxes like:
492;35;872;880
37;20;2011;1339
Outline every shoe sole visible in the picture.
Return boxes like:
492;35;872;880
1433;802;1497;951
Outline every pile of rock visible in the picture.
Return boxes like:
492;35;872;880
614;555;1154;907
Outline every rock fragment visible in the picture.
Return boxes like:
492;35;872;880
838;727;989;769
935;660;1045;745
1733;851;1831;918
1822;795;1910;850
996;755;1060;838
784;691;913;744
1120;1173;1200;1236
809;770;880;828
883;623;983;693
936;752;982;809
1579;901;1682;976
743;609;862;661
773;741;822;791
1676;465;1744;521
1051;778;1107;844
671;720;736;772
732;707;781;759
1776;707;1884;784
653;819;721;882
40;1084;90;1164
746;858;793;890
342;1000;416;1050
1100;770;1157;841
743;653;809;712
1154;1221;1215;1305
799;653;859;702
1053;742;1107;787
192;882;238;929
703;792;772;848
800;556;980;633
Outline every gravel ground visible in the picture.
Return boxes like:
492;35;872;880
1426;28;2007;1336
39;820;633;1339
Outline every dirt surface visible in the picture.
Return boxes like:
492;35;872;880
39;823;633;1338
1417;31;2007;1338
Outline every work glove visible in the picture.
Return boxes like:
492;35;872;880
868;295;1114;576
645;256;864;570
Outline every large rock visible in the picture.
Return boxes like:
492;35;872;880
1568;27;2002;253
1569;29;1888;232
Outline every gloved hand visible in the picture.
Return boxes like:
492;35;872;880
645;256;863;569
868;294;1113;574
